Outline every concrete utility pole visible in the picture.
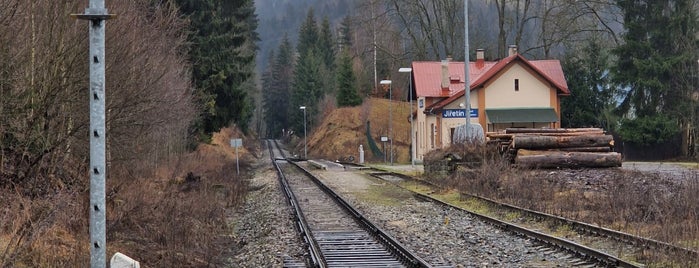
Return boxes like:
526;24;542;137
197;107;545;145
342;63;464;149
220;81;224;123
399;68;414;166
380;80;393;165
300;106;307;159
72;2;114;267
463;0;471;141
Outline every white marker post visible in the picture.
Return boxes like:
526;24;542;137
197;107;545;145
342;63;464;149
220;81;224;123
230;139;242;174
380;136;388;163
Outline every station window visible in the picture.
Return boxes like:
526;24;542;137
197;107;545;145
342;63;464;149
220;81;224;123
514;79;519;91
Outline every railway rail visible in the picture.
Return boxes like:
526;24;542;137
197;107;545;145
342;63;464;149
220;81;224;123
357;165;698;267
266;140;431;267
302;163;606;266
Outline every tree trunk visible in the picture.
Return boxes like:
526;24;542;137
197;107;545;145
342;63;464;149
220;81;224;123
486;133;513;140
556;147;611;152
496;0;506;58
512;134;613;149
515;132;605;137
515;150;622;168
505;128;603;134
681;122;689;157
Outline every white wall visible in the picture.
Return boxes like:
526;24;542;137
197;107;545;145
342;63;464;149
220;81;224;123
485;64;551;108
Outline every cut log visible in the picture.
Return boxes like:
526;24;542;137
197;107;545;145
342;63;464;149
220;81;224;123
515;131;605;137
515;150;622;168
556;147;611;152
512;135;614;149
505;128;603;134
486;133;514;139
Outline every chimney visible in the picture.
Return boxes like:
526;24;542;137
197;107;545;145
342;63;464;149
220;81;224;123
508;45;518;57
476;49;485;69
441;59;449;90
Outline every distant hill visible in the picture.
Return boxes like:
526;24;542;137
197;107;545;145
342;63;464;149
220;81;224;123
295;98;413;163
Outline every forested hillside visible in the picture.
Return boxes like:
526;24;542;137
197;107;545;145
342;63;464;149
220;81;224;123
255;0;352;71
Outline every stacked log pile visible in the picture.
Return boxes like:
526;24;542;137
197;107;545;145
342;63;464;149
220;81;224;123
486;128;622;168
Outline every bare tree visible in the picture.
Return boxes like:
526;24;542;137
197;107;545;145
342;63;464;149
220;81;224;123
495;0;507;58
105;0;196;172
387;0;465;60
486;0;620;58
525;0;621;58
0;0;195;192
512;0;533;50
353;0;399;96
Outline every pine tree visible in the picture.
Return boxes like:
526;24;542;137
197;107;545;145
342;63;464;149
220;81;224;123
336;51;362;107
261;50;276;138
263;35;294;138
297;8;319;58
318;16;336;71
612;0;698;148
290;8;325;137
291;48;322;135
561;39;617;129
317;16;337;96
338;16;352;52
175;0;258;140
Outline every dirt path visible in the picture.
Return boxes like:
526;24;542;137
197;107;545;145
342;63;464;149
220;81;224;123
622;161;698;180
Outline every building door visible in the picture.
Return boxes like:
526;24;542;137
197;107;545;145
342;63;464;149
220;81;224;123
430;123;435;149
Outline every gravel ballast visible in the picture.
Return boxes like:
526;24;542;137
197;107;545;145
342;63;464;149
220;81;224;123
311;169;596;267
227;148;612;267
226;156;306;267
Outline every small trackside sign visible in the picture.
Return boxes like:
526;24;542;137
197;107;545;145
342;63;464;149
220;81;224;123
230;138;242;148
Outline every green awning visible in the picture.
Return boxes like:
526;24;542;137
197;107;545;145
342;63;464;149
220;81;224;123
485;108;558;123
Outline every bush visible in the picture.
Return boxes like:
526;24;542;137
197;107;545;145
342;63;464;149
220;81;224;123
618;115;679;146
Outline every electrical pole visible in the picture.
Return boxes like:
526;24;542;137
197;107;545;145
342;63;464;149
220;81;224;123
399;68;414;165
72;2;115;267
464;0;471;141
380;80;393;165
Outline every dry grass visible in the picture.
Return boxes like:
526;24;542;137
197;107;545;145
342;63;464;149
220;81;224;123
297;97;413;163
1;189;88;266
425;143;699;264
1;128;254;267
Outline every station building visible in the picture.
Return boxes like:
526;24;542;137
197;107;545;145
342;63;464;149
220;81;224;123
410;46;569;161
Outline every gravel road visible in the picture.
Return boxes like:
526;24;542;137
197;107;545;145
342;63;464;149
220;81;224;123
621;161;698;180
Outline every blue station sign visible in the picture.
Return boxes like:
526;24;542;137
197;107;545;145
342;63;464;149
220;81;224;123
442;109;478;118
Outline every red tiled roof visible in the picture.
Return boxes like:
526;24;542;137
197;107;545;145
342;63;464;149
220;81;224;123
412;54;569;102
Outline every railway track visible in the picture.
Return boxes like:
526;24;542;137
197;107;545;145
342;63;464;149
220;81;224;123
267;143;618;266
305;164;605;267
266;140;431;267
358;166;699;267
265;142;693;266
